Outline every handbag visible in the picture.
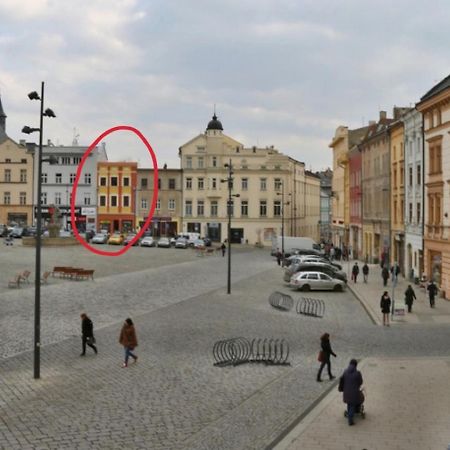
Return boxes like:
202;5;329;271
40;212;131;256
317;350;325;362
86;336;96;345
338;376;344;392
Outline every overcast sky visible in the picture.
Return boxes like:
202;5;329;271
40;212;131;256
1;0;449;170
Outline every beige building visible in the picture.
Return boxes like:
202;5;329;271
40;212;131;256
0;97;34;226
417;75;450;299
178;114;320;245
136;168;182;237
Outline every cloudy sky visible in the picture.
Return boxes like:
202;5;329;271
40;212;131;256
1;0;449;170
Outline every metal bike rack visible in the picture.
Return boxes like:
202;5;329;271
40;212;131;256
268;291;294;311
296;297;325;318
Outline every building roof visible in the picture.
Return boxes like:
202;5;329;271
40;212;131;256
206;114;223;131
0;127;7;145
0;95;6;121
420;74;450;102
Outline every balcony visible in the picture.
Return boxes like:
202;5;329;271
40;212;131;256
426;224;449;241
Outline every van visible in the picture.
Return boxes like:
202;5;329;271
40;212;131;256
271;236;322;256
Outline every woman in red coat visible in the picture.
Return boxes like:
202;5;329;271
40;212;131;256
119;318;138;367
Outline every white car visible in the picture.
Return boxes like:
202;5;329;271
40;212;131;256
91;233;108;244
290;271;346;292
140;236;156;247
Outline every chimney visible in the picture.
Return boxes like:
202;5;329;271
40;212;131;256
369;120;376;126
379;111;387;120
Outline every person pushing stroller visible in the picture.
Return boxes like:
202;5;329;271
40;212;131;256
339;359;364;426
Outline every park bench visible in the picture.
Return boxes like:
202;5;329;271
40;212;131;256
52;266;94;280
75;269;94;280
8;274;22;288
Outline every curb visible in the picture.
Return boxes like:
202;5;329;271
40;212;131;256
347;283;379;325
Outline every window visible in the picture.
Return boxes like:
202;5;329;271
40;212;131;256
21;158;27;163
158;178;161;189
141;178;148;188
61;157;70;165
260;178;267;191
4;169;11;182
5;158;10;163
123;196;130;207
141;198;148;209
319;273;330;281
84;173;91;185
198;178;204;190
100;195;106;207
186;177;192;189
274;178;282;190
168;178;176;189
274;200;281;217
259;200;267;217
100;177;107;186
210;200;218;217
73;157;82;165
185;200;192;216
56;173;62;184
212;156;217;167
84;194;91;206
197;200;204;216
186;156;192;169
168;199;175;210
41;192;47;205
41;173;47;184
20;169;27;183
111;195;117;207
417;165;421;185
409;167;413;186
70;173;76;184
409;203;413;223
19;192;26;205
429;143;442;174
111;177;118;186
55;193;62;205
212;178;217;189
241;200;248;216
123;177;130;187
417;202;421;224
156;198;160;210
198;157;204;168
307;273;319;280
241;178;248;190
4;192;10;204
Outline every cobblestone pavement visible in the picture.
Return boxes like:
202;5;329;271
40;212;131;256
1;249;450;449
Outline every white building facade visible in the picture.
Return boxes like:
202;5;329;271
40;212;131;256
33;141;108;231
403;109;424;280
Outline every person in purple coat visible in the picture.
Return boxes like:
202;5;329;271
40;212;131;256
340;359;363;426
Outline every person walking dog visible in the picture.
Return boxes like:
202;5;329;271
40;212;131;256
80;313;97;356
404;285;416;313
119;318;138;368
339;359;363;426
317;333;337;382
380;291;391;326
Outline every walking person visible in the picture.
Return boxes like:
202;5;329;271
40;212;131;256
119;318;138;368
380;291;391;326
80;313;97;356
381;266;389;286
221;242;226;257
316;333;337;382
275;248;282;266
362;263;369;283
339;359;363;426
390;262;400;282
351;262;359;283
404;284;416;313
427;280;438;308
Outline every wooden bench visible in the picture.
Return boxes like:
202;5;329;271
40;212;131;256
8;274;22;288
74;269;95;281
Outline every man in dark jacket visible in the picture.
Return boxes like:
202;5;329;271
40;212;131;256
404;285;416;313
80;313;98;356
340;359;363;426
351;263;359;283
427;280;438;308
362;263;369;283
381;266;389;286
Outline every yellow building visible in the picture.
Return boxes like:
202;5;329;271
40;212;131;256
97;162;137;233
0;97;34;226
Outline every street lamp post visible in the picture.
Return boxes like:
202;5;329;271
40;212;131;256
276;182;290;257
221;159;239;294
22;82;56;379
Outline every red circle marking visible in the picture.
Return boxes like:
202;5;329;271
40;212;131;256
70;125;159;257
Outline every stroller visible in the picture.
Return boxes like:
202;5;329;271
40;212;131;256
344;388;366;419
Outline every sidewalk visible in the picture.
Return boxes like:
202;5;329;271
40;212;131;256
346;261;450;326
272;262;450;450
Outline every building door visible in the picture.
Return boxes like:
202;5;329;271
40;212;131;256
113;220;119;232
230;228;244;243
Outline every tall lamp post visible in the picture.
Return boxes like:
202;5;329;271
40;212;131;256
276;182;290;257
22;82;56;379
221;159;239;294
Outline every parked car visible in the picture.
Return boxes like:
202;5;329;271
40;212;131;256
285;255;342;270
290;271;346;292
192;239;205;249
9;227;25;238
283;248;323;258
123;233;140;246
157;237;171;248
140;236;156;247
108;233;124;245
92;233;109;244
283;262;347;283
202;237;212;247
59;229;72;237
175;237;189;249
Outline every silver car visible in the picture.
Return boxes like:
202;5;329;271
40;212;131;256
290;271;346;292
157;237;171;248
140;236;156;247
91;233;108;244
175;237;188;249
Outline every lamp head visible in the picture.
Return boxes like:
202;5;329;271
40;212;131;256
28;91;40;101
22;126;37;134
44;108;56;118
48;155;58;165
